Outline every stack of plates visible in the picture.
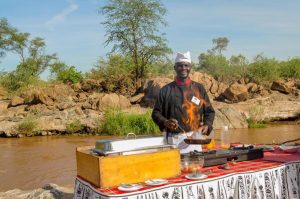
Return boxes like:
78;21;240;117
145;179;168;186
118;184;143;192
185;173;208;180
279;145;300;153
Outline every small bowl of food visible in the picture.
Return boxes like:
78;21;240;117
181;156;204;174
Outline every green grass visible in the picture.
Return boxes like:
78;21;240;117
17;116;39;136
247;118;267;128
100;108;160;135
66;118;84;134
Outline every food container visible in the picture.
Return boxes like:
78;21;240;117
93;135;175;155
76;136;181;188
181;155;204;173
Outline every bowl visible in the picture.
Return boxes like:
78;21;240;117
181;156;204;173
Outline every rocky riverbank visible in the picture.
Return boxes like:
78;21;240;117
0;72;299;138
0;184;73;199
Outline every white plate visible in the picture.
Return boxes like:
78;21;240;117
118;184;143;192
279;145;300;153
145;179;168;186
185;173;208;180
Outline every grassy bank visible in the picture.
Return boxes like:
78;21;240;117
100;108;160;136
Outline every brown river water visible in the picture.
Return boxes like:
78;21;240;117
0;123;299;191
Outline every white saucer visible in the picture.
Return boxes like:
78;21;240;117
185;173;208;180
118;184;143;192
145;179;168;186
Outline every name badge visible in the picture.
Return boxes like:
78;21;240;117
191;96;200;105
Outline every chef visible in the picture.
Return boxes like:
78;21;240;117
152;51;215;153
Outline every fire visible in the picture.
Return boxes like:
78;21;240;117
182;87;206;131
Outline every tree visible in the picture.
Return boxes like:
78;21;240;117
212;37;229;54
0;18;17;60
0;18;58;91
100;0;172;89
198;51;229;81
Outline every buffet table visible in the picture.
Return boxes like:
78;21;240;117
74;150;300;199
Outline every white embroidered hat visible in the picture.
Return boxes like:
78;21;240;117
175;51;191;63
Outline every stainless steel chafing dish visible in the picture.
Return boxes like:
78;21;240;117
92;134;175;156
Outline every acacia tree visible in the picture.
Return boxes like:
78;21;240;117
212;37;229;55
0;18;17;60
0;18;58;91
101;0;172;88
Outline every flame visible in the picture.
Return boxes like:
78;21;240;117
182;87;206;131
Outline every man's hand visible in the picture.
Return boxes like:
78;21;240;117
164;119;179;131
198;125;209;135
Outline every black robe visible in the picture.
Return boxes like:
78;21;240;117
152;80;215;135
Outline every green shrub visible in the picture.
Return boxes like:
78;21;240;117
50;62;82;84
247;105;267;128
247;54;280;84
0;69;50;95
86;54;135;95
56;66;82;84
278;58;300;80
17;116;39;135
148;59;174;78
247;118;267;128
198;52;229;80
100;108;160;135
66;119;84;134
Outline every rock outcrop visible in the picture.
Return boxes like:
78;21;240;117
0;184;73;199
222;83;248;102
0;83;131;137
0;74;299;137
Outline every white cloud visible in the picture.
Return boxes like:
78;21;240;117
45;2;79;30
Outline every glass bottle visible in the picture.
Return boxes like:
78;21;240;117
221;125;230;149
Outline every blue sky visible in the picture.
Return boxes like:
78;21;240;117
1;0;300;77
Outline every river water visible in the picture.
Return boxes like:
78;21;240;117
0;123;299;191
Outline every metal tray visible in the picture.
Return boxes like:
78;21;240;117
93;145;175;156
94;136;175;155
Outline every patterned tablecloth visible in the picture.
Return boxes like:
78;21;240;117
74;151;300;199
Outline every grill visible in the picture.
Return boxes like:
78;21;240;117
181;146;264;167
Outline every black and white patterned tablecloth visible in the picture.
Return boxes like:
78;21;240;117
74;161;300;199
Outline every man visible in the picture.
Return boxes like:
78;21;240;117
152;51;215;152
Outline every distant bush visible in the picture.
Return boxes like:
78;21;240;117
198;52;230;81
66;119;84;134
58;66;82;84
148;59;174;78
50;62;82;84
246;54;280;84
86;54;135;95
17;116;39;136
100;108;160;135
0;71;49;95
197;51;251;83
278;58;300;80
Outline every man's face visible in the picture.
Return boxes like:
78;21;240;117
174;61;191;79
